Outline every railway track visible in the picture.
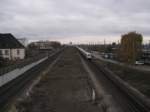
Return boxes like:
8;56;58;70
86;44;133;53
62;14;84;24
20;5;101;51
1;46;149;112
79;49;150;112
0;49;63;112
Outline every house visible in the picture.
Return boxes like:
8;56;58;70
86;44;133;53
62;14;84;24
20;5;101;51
0;33;25;60
35;41;54;50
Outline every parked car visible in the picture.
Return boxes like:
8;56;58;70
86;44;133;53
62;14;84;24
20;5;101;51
135;60;144;65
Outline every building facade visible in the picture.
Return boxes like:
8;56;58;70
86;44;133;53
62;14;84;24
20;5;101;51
0;33;25;60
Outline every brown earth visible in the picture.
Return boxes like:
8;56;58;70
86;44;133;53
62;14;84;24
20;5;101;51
16;47;101;112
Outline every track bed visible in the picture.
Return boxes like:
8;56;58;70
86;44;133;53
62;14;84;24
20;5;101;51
16;47;101;112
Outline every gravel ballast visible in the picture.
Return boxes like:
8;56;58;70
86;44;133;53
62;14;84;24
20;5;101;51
16;47;101;112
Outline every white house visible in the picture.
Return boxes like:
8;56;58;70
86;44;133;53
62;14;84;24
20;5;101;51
0;33;25;60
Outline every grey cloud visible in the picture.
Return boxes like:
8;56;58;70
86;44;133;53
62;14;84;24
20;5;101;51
0;0;150;41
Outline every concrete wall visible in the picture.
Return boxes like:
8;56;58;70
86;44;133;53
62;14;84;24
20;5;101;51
0;57;48;87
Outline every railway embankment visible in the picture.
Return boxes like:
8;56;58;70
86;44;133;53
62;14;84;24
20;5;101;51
15;47;105;112
9;47;150;112
0;49;63;112
94;58;150;98
78;46;150;111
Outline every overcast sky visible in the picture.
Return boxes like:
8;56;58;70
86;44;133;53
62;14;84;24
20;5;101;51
0;0;150;43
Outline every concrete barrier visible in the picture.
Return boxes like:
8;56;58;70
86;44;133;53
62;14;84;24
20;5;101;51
0;57;48;87
94;62;150;110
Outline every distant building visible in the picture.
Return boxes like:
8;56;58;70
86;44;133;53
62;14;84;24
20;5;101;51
31;41;54;50
0;33;25;60
141;49;150;64
17;38;28;47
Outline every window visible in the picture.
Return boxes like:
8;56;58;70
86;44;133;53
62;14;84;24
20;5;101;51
17;49;20;55
5;50;9;55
